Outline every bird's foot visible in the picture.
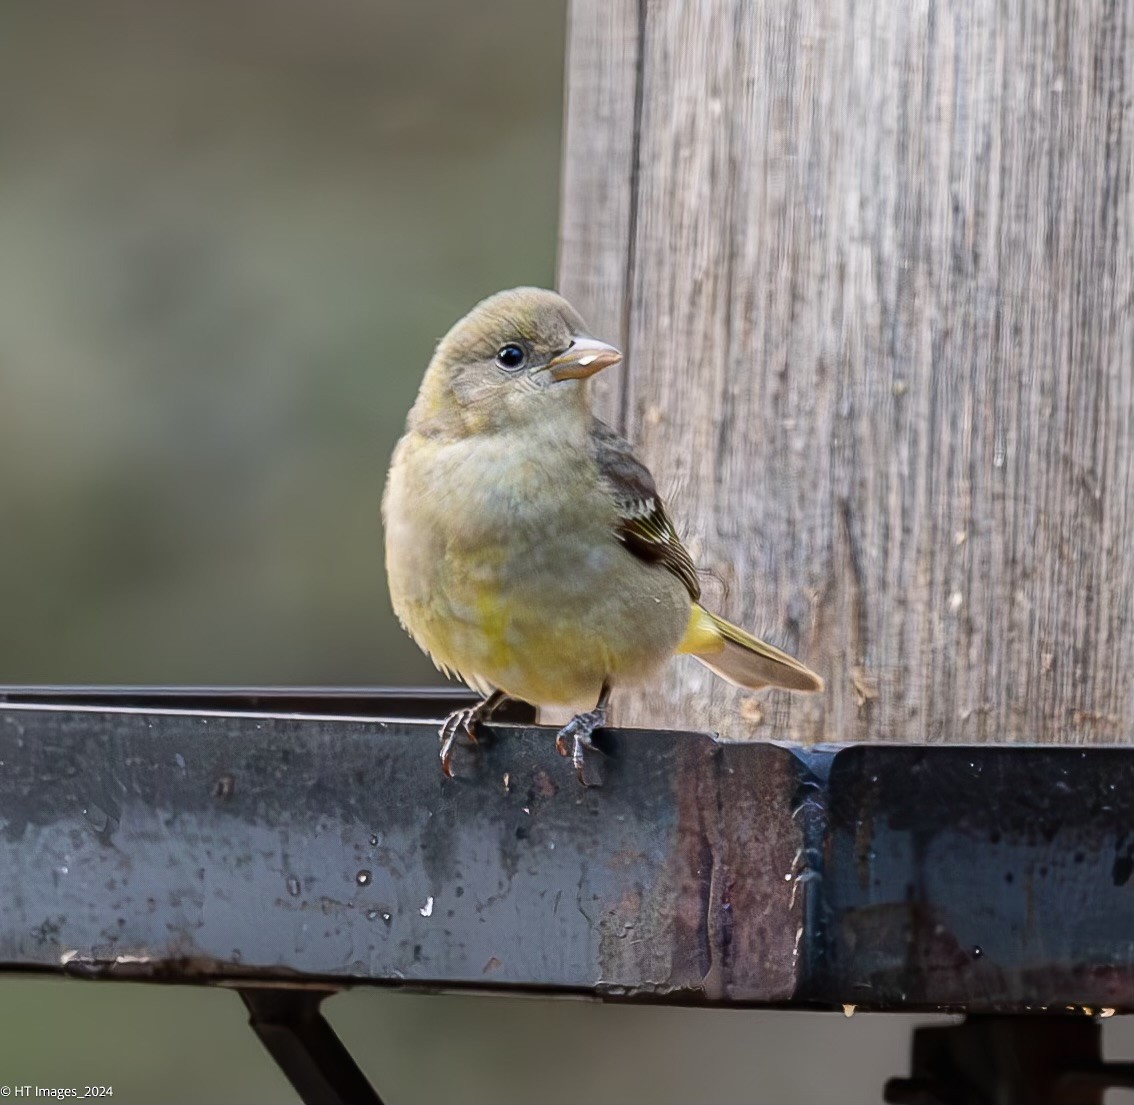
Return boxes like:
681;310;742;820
555;707;607;787
439;706;481;778
439;691;507;778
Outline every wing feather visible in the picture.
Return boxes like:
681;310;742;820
589;418;701;601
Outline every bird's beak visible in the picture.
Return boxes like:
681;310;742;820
543;337;622;382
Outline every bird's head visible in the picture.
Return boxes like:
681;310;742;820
409;287;622;437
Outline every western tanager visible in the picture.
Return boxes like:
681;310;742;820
383;288;822;783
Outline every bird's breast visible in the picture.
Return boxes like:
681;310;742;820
383;426;689;706
384;426;613;622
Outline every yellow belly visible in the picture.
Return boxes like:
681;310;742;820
400;561;691;710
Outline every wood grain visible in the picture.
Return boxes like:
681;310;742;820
557;0;643;421
558;0;1134;745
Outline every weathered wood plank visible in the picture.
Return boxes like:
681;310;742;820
557;0;643;422
558;0;1134;746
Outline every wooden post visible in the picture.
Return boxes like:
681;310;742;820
558;0;1134;745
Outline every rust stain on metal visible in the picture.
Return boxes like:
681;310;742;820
706;744;805;1002
595;741;714;997
530;769;558;800
608;847;646;871
595;742;807;1002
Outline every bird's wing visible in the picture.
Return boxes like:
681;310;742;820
589;417;701;601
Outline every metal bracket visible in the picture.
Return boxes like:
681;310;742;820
885;1015;1134;1105
240;988;384;1105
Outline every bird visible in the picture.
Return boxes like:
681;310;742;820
382;287;822;784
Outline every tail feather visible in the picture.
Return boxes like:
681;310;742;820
678;605;824;694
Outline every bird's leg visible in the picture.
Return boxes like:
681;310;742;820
439;689;509;778
555;682;611;787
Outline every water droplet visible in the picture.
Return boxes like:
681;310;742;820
842;1004;856;1018
286;876;301;897
369;834;379;847
972;945;984;959
381;911;392;925
356;870;372;886
419;896;434;917
365;909;379;921
83;804;110;834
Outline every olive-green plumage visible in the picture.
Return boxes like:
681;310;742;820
382;288;821;779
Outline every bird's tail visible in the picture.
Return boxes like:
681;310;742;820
677;604;824;693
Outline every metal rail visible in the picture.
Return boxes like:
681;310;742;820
3;687;1133;1103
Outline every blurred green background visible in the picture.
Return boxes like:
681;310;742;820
0;0;560;687
2;3;1130;1103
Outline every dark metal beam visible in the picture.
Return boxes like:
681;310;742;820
0;684;536;722
884;1016;1134;1105
239;987;384;1105
2;689;1133;1012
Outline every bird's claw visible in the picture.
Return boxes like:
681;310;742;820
555;707;607;787
439;706;480;778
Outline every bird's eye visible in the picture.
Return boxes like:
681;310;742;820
495;343;525;371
